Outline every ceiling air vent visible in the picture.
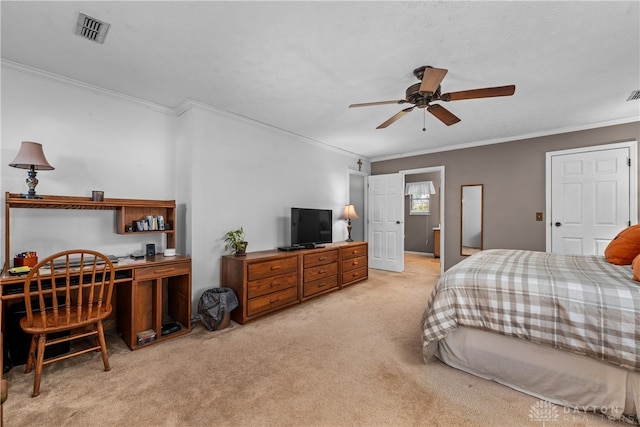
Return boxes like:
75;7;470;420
627;90;640;101
74;13;110;44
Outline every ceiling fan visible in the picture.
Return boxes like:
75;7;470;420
349;66;515;129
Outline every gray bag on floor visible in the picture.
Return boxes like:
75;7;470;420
198;287;239;331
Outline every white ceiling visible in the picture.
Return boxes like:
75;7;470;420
2;1;639;161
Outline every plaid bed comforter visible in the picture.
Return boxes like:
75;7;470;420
421;249;640;372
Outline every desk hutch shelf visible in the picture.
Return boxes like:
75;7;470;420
4;192;176;269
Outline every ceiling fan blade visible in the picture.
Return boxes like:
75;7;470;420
427;104;461;126
349;100;407;108
441;85;516;101
376;107;415;129
419;67;448;95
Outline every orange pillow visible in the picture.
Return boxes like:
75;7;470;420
605;225;640;265
633;254;640;281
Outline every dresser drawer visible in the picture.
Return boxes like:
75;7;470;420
303;276;338;298
247;286;298;317
303;250;338;268
304;262;337;283
247;257;297;281
248;271;297;299
342;266;367;286
342;244;367;260
135;262;191;280
342;255;367;273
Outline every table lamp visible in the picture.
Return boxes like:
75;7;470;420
9;141;55;199
341;204;360;242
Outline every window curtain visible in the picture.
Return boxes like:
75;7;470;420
405;181;437;248
405;181;436;196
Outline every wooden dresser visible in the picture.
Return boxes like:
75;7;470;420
340;242;368;287
221;241;368;324
302;248;339;300
434;228;441;258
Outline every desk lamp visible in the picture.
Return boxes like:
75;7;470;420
9;141;55;199
341;204;360;242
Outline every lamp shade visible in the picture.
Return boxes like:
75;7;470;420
9;141;54;170
341;204;360;220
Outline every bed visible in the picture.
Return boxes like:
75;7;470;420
421;249;640;423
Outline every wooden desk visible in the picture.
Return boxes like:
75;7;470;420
0;255;192;352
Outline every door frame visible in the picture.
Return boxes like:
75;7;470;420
545;140;638;252
401;165;445;275
347;169;368;243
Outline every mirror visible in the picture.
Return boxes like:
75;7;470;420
461;184;483;256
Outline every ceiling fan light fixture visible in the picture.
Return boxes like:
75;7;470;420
349;65;515;129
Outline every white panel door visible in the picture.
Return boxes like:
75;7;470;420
368;173;404;272
550;146;631;255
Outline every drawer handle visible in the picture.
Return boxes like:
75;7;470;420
270;282;279;288
318;283;326;288
352;250;359;255
270;266;281;271
269;298;280;304
352;261;359;266
153;268;175;274
319;257;327;261
352;272;359;277
318;270;326;274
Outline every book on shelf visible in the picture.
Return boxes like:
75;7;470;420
136;328;156;344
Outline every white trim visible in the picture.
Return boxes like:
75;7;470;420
347;169;369;243
400;166;445;275
2;59;371;162
372;118;640;162
176;98;368;161
1;59;175;115
545;140;638;252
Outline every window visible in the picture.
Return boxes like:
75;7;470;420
405;181;435;216
410;194;430;215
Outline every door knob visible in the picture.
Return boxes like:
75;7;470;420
396;221;401;224
555;222;562;227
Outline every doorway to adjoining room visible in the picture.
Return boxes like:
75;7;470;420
404;169;442;275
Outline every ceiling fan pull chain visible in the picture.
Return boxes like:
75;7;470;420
423;109;427;132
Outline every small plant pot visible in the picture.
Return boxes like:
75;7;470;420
235;242;248;256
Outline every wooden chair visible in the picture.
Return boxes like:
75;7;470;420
19;249;115;397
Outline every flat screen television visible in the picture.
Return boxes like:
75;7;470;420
291;207;333;248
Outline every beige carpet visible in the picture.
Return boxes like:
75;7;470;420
3;253;615;426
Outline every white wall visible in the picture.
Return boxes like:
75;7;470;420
1;66;176;259
176;103;369;309
1;63;371;318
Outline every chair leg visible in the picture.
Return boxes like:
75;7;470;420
24;335;37;374
96;322;110;372
31;335;46;397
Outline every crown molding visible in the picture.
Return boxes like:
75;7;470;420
175;99;370;161
2;60;370;162
1;59;175;115
371;116;640;162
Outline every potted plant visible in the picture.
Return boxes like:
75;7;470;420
224;227;248;256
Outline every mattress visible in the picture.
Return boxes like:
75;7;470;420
436;326;639;423
422;249;640;373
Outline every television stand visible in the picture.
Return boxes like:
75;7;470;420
277;243;325;251
277;246;303;252
301;243;324;249
222;242;368;325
